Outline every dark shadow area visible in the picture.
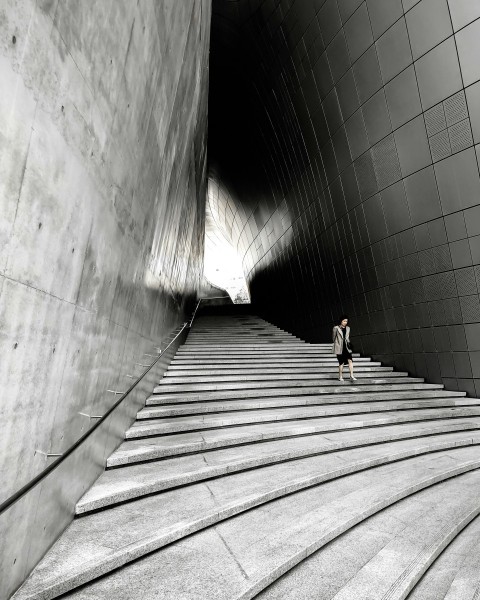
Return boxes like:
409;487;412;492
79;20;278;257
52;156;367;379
208;0;480;397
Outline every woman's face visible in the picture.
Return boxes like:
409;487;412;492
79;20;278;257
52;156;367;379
341;319;348;327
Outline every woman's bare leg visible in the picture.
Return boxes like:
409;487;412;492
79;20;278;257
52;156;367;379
348;359;356;380
339;363;344;380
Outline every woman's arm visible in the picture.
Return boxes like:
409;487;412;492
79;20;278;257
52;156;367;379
332;326;337;342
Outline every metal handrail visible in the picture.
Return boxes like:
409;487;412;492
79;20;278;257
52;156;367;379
0;293;232;516
188;299;203;327
0;322;188;516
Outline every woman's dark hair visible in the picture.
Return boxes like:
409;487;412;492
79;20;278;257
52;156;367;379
338;315;349;324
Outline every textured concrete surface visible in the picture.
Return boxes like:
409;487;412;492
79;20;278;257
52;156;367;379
258;475;480;600
47;455;480;600
12;312;480;599
147;382;446;405
108;417;480;467
409;512;480;600
0;1;210;598
13;446;480;599
135;398;480;429
76;430;480;514
135;389;469;416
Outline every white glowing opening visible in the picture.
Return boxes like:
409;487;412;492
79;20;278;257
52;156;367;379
204;178;250;304
204;229;250;303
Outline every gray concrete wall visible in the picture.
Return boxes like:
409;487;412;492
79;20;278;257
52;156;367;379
0;1;210;596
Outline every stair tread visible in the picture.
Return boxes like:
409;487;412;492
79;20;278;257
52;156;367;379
408;510;480;600
109;417;480;467
154;375;416;394
169;356;374;368
80;430;480;511
135;398;480;429
15;313;480;600
139;390;469;416
161;368;394;383
159;372;398;385
147;382;439;404
168;362;378;371
257;474;480;600
18;449;480;600
72;461;479;600
166;364;383;373
125;406;480;441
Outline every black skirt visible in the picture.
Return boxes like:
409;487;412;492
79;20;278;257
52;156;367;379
336;339;353;365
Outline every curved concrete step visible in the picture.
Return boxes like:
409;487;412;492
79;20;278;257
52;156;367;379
160;370;398;384
184;342;304;347
188;337;299;341
176;349;354;355
180;343;326;348
108;416;480;467
23;448;480;600
154;374;414;394
161;367;394;384
125;406;480;442
127;405;480;438
187;333;290;338
318;501;479;600
188;337;289;341
77;430;480;514
188;326;292;330
408;513;480;600
135;398;480;429
186;330;296;334
167;362;379;372
140;390;468;417
179;343;342;347
167;362;382;371
169;360;371;368
179;336;312;346
147;382;446;405
186;338;299;343
256;474;480;600
188;328;294;332
171;357;372;365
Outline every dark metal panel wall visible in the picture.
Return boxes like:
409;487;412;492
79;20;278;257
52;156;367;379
209;0;480;395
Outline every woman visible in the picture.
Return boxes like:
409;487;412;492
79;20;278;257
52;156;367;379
332;315;357;382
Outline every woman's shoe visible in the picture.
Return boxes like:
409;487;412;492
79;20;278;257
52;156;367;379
350;376;357;381
339;377;344;382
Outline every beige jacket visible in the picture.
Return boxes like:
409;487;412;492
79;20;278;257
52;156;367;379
332;325;351;355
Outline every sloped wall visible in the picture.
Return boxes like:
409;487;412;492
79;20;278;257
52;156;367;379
0;1;210;596
209;0;480;396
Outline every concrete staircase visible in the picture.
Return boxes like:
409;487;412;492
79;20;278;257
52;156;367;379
12;313;480;599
